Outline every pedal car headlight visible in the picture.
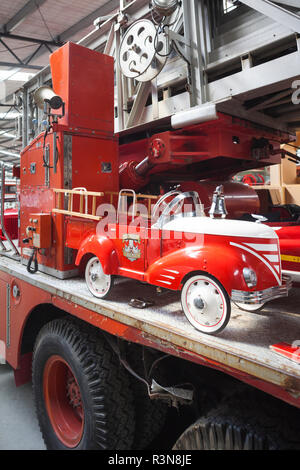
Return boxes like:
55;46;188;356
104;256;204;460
243;268;257;288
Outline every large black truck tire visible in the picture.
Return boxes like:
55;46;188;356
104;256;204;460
32;318;135;450
173;391;300;450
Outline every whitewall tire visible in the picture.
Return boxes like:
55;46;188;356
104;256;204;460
234;302;265;313
85;257;113;299
181;274;231;335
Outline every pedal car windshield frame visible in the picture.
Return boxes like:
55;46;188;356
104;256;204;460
153;191;205;229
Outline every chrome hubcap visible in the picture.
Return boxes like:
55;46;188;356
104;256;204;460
87;258;110;296
185;279;225;327
193;296;205;310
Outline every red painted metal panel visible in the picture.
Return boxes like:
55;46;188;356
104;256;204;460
270;343;300;364
19;42;119;277
119;113;288;192
0;273;51;369
50;42;114;134
71;134;119;203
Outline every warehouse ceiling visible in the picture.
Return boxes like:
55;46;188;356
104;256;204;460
0;0;299;166
0;0;115;164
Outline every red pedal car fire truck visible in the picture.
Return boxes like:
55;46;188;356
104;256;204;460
63;187;291;335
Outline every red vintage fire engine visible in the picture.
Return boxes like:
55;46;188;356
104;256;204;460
0;34;299;452
17;42;292;336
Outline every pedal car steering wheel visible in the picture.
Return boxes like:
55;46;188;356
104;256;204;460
152;190;182;222
155;191;203;229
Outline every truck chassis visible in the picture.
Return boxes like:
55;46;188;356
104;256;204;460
0;247;299;449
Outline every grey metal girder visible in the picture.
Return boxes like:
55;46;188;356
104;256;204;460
3;0;120;74
13;0;300;146
275;1;300;8
0;61;42;70
0;0;48;33
57;0;119;43
0;32;61;47
239;0;300;33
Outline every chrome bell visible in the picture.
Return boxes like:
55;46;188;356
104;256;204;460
209;185;228;219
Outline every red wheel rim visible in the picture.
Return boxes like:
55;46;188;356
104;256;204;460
43;355;84;448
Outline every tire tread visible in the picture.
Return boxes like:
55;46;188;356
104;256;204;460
32;318;135;450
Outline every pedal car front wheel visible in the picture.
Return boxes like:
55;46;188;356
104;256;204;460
85;256;114;299
181;273;231;335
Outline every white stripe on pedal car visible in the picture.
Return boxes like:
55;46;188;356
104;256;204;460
230;242;281;285
245;243;278;252
265;255;279;262
274;265;280;273
157;280;172;285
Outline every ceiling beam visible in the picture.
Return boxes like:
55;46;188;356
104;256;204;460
0;38;47;70
239;0;300;33
0;32;62;47
240;0;300;33
0;138;16;144
1;0;48;33
276;109;300;121
57;0;119;43
0;149;19;157
274;1;300;8
0;144;19;150
246;88;293;112
8;0;120;72
0;60;42;70
0;0;120;111
24;43;45;65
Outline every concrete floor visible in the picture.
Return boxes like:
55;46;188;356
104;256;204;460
0;363;45;450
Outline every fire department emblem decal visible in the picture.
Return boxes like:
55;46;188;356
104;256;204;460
122;234;141;262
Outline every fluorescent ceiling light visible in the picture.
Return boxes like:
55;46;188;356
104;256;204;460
0;71;34;82
0;132;16;139
0;112;21;119
0;149;19;157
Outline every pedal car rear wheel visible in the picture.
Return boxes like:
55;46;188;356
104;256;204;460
181;273;231;335
85;256;113;299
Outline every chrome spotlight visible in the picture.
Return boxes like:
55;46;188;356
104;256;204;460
152;0;179;16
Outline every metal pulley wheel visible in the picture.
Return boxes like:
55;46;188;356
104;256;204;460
119;19;169;82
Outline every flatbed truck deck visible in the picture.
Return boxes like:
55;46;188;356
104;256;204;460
0;252;299;410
